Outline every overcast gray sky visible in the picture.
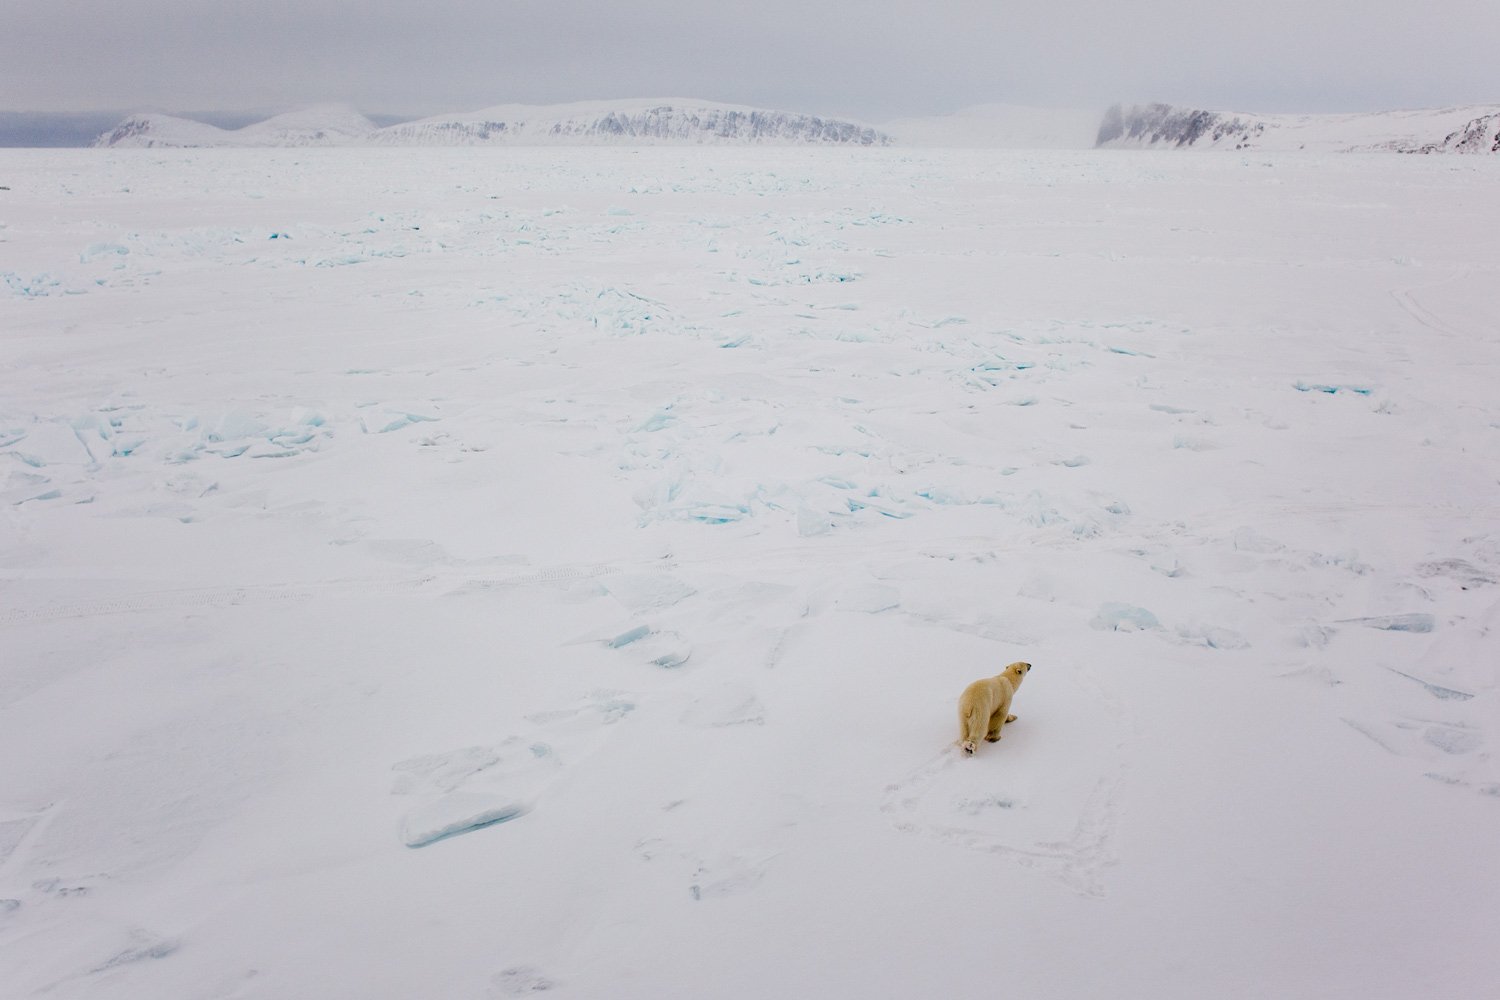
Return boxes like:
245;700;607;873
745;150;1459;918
5;0;1498;120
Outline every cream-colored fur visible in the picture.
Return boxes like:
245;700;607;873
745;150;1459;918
957;661;1031;756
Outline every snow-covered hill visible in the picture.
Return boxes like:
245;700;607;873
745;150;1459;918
1097;102;1500;153
95;99;890;148
1411;111;1500;153
374;98;890;146
97;104;377;149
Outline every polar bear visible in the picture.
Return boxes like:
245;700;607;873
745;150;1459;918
957;661;1031;756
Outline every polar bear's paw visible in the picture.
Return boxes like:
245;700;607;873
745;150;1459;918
961;740;977;756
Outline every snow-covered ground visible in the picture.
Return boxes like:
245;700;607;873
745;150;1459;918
2;147;1497;999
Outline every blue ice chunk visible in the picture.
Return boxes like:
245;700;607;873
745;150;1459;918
165;446;204;464
2;271;64;297
650;642;692;668
1340;613;1435;633
205;410;267;443
634;410;677;433
1091;603;1160;632
916;487;968;505
971;358;1035;374
686;503;749;524
845;496;913;518
606;624;652;648
797;506;836;536
402;793;530;848
1294;381;1373;395
80;242;129;263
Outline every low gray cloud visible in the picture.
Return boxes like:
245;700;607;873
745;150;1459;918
5;0;1497;119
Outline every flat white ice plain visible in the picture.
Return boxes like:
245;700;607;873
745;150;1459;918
2;147;1497;999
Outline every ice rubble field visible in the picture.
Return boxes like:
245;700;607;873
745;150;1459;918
1;147;1498;999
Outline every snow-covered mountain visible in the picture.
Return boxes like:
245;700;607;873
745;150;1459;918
1096;102;1500;153
95;99;890;148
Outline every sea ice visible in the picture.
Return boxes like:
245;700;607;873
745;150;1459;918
6;144;1499;1000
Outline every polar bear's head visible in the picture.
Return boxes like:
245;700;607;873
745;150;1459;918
1003;661;1031;684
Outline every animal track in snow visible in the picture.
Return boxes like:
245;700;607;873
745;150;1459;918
880;667;1128;897
633;834;781;902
